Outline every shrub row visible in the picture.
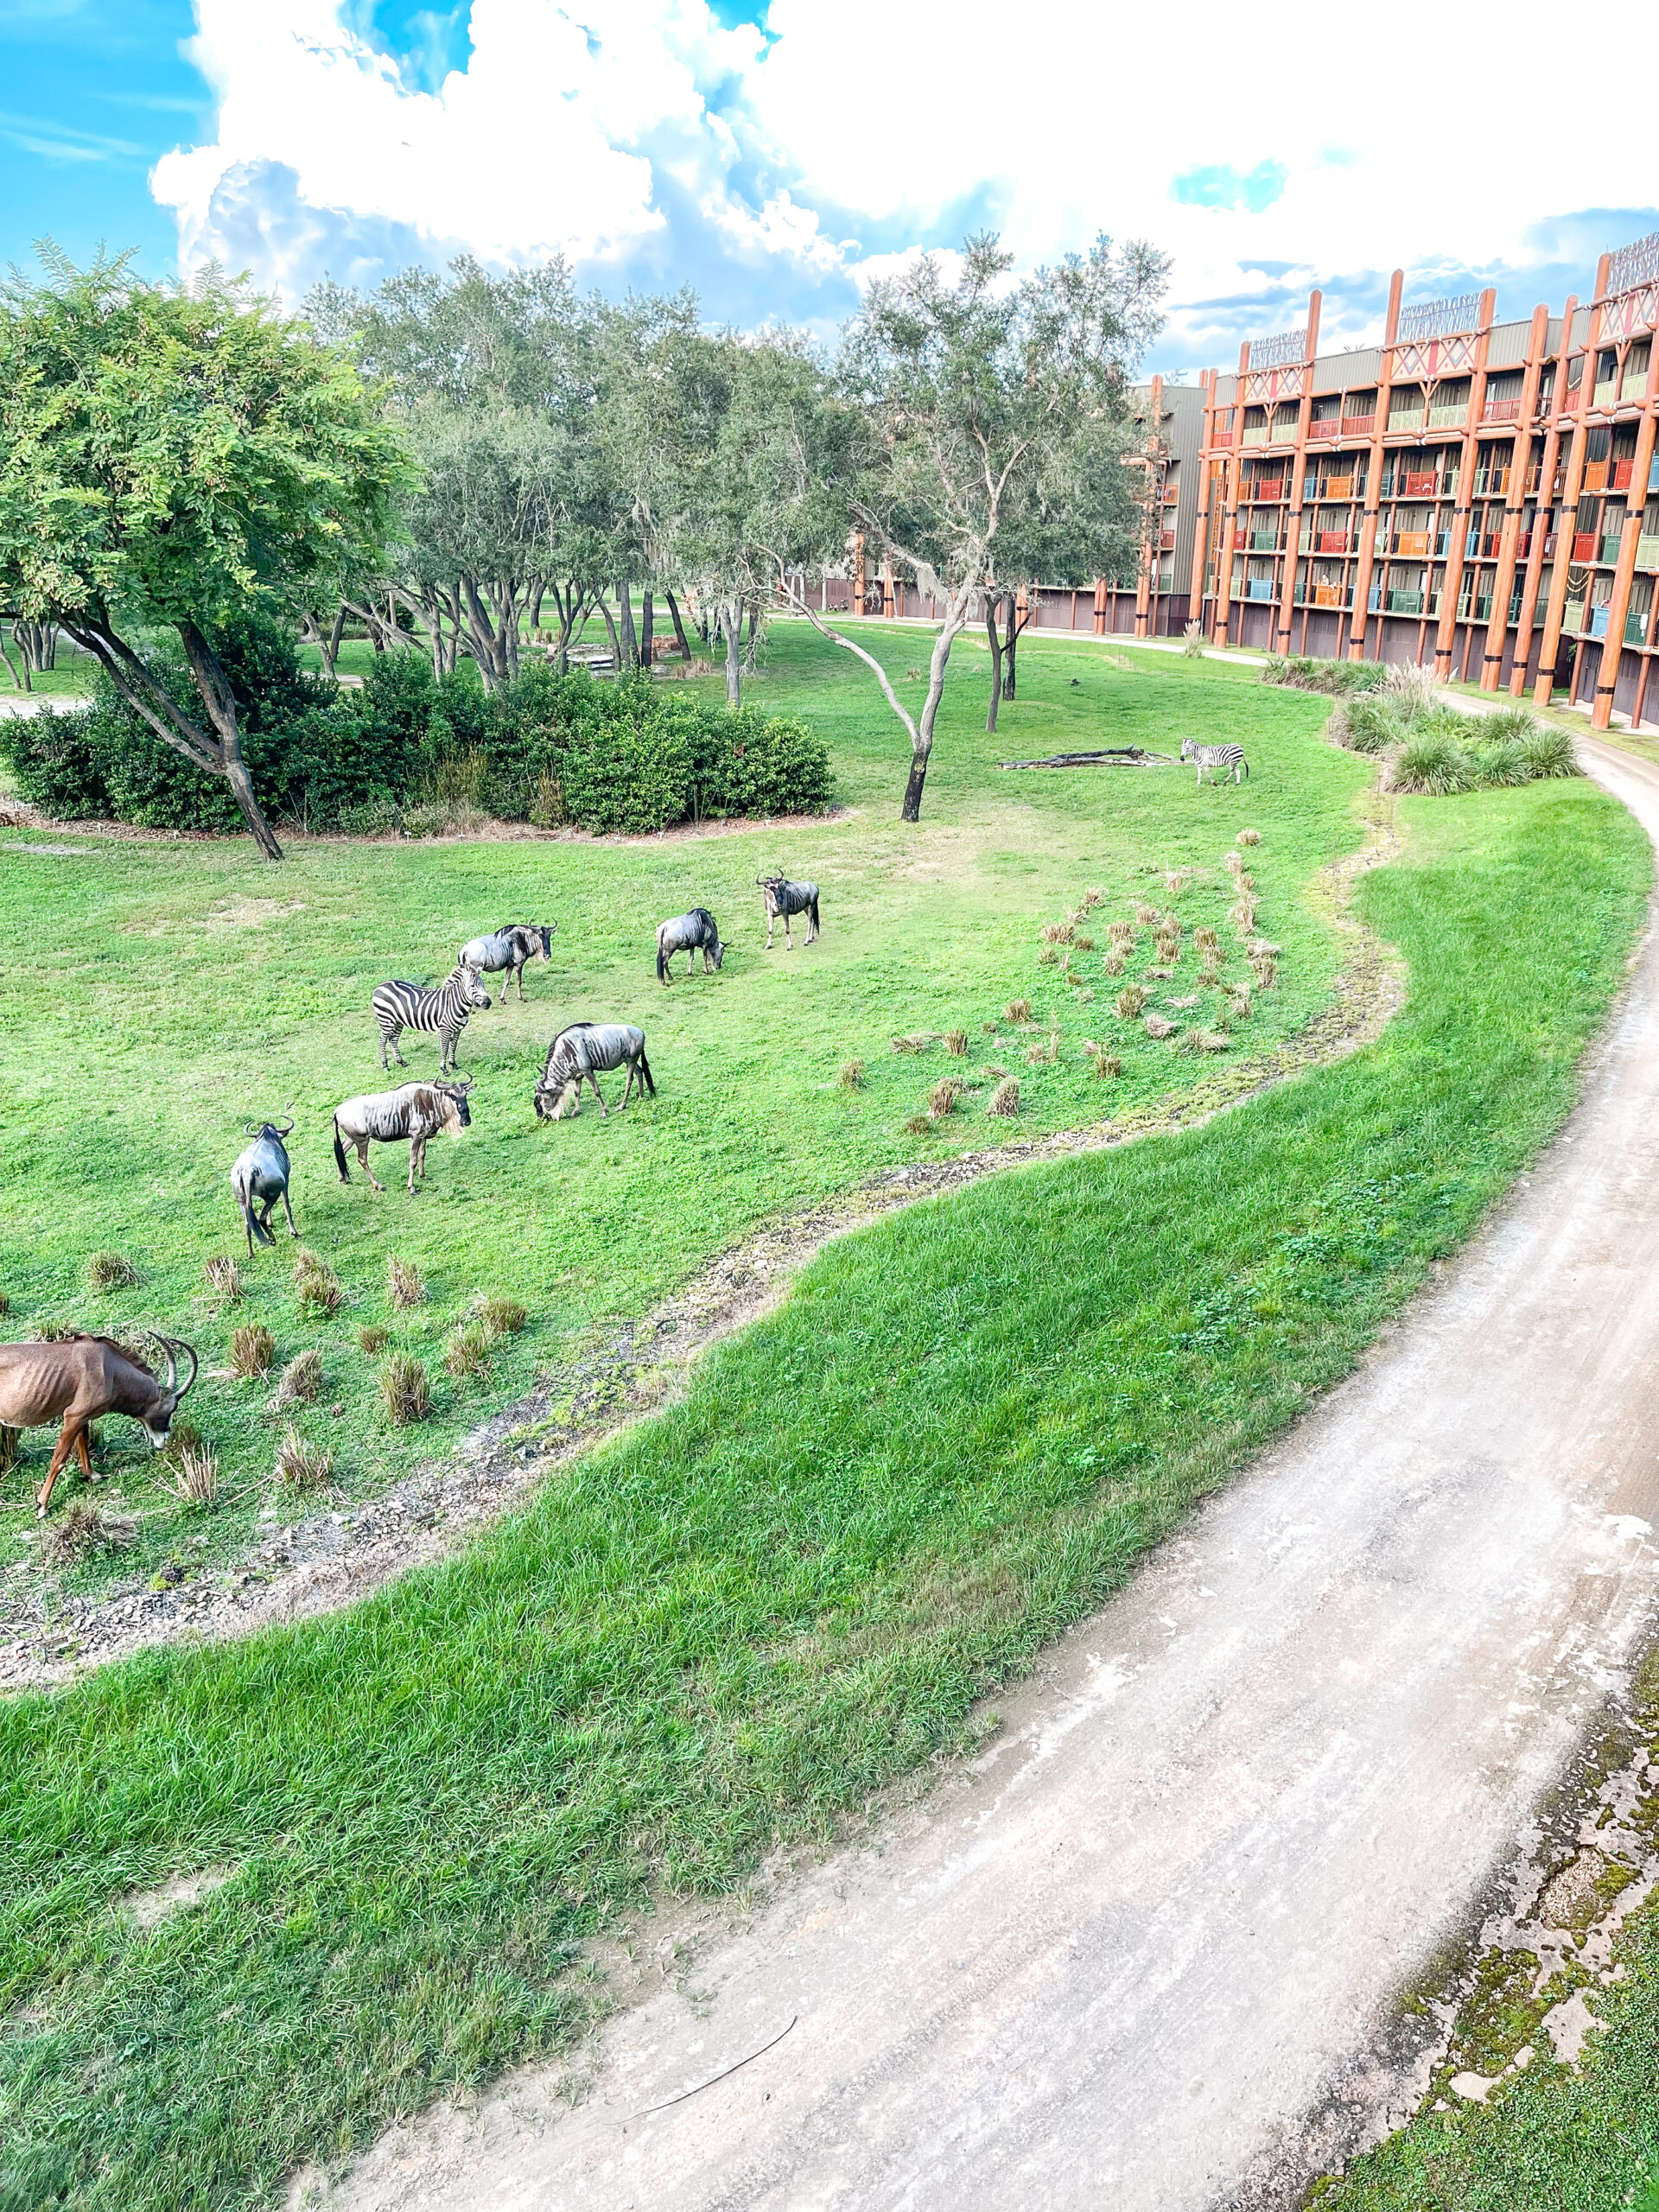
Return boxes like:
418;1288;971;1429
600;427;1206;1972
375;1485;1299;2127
0;615;832;837
1262;653;1389;696
1264;652;1581;794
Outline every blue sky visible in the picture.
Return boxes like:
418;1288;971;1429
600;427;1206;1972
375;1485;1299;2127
3;1;1656;378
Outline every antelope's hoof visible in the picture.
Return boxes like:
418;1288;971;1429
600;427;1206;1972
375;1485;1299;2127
35;1504;47;1521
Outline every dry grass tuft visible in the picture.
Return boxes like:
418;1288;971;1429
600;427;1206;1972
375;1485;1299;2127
1039;919;1076;946
480;1296;526;1339
1231;899;1257;933
1144;1014;1177;1039
1251;955;1277;989
1179;1027;1231;1055
1135;902;1160;925
980;1019;999;1035
1164;869;1191;897
901;1112;936;1135
1116;984;1148;1020
0;1292;8;1317
1193;926;1219;952
1102;950;1126;978
380;1352;431;1427
294;1249;344;1317
270;1349;323;1409
891;1032;934;1053
1072;934;1094;952
230;1323;276;1381
41;1500;133;1567
928;1077;962;1116
87;1251;139;1293
1036;946;1059;965
1107;919;1137;950
987;1077;1020;1118
1080;888;1104;911
1004;998;1033;1025
943;1029;968;1057
204;1255;243;1304
358;1324;391;1357
274;1425;334;1495
445;1322;493;1381
838;1057;866;1090
1090;1050;1122;1079
1225;849;1245;876
162;1438;219;1510
387;1255;426;1309
1237;828;1261;846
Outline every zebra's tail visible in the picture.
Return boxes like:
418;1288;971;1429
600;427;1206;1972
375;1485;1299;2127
333;1119;350;1183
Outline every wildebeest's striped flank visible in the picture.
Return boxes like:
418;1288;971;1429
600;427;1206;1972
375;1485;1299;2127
1179;739;1249;786
656;909;725;984
333;1081;474;1195
758;874;820;949
533;1023;655;1121
371;965;491;1073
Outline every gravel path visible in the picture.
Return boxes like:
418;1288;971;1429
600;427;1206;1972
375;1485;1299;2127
296;738;1659;2212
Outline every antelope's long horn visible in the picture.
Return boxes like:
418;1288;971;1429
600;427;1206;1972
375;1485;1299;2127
145;1330;178;1391
172;1338;200;1399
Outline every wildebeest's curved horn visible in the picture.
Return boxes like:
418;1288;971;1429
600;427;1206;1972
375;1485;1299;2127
144;1330;177;1390
272;1118;295;1135
171;1338;200;1399
244;1122;261;1135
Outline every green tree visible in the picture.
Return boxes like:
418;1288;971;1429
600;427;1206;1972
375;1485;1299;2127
0;252;405;860
825;232;1167;820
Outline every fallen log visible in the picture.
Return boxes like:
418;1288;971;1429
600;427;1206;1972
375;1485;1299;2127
997;747;1179;770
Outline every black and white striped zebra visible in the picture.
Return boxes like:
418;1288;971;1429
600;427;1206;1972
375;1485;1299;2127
1179;738;1249;786
371;964;491;1073
533;1022;655;1121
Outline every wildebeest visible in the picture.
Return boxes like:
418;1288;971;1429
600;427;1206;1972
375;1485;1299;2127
0;1332;198;1517
333;1080;474;1194
533;1024;655;1121
371;964;491;1072
758;874;820;949
656;908;725;984
230;1117;296;1256
459;922;555;1002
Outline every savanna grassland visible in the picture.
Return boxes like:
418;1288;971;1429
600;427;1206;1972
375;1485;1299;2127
1;623;1654;2212
0;622;1357;1587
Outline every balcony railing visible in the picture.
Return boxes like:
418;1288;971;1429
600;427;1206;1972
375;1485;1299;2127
1312;585;1350;607
1573;531;1599;561
1307;419;1342;442
1159;528;1177;550
1340;413;1376;436
1482;397;1522;422
1251;478;1286;500
1249;531;1279;550
1316;531;1350;553
1637;534;1659;571
1324;474;1357;499
1623;365;1651;402
1563;598;1586;630
1242;426;1270;447
1583;462;1608;492
1593;380;1619;407
1245;578;1274;601
1427;402;1469;428
1601;533;1625;564
1386;589;1425;614
1627;608;1652;645
1164;482;1181;502
1211;428;1234;448
1401;469;1440;497
1472;468;1511;496
1395;530;1433;557
1589;603;1611;637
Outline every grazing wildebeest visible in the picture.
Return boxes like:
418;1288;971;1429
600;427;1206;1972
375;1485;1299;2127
371;964;491;1072
758;874;820;949
230;1117;296;1256
459;922;555;1003
332;1080;474;1195
533;1024;655;1121
1179;738;1249;786
0;1332;198;1517
655;909;725;984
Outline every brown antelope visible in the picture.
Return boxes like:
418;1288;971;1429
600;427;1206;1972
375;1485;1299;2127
0;1332;199;1517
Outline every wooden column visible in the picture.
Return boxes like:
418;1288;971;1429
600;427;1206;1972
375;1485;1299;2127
1509;296;1575;696
851;532;867;616
1433;288;1497;677
1276;293;1322;652
1213;341;1249;644
1534;257;1610;706
1349;270;1404;659
1188;368;1217;620
1480;303;1550;690
1092;576;1108;637
1592;402;1658;728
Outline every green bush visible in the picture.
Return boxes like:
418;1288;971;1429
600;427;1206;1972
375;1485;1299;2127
1392;728;1477;795
690;707;835;820
1332;696;1404;755
1264;654;1387;696
1476;703;1541;747
1520;723;1582;780
1467;738;1532;786
560;685;693;835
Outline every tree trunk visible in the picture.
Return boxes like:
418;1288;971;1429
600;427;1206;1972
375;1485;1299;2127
594;594;621;664
899;753;931;822
724;601;742;708
177;618;285;861
1;625;29;692
985;594;1004;731
665;588;692;660
1002;597;1024;699
617;584;639;671
904;587;976;823
640;590;655;671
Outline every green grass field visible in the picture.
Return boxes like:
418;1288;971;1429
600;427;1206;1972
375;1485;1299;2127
0;616;1649;2207
0;622;1362;1587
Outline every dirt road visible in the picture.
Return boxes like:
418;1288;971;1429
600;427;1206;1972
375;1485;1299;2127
312;737;1659;2212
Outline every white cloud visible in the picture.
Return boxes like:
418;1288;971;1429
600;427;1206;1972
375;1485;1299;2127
150;0;1659;359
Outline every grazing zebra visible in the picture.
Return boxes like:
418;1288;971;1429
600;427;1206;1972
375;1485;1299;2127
1179;738;1249;787
656;909;725;984
458;922;555;1002
332;1081;473;1195
758;874;821;949
533;1023;655;1121
371;964;491;1072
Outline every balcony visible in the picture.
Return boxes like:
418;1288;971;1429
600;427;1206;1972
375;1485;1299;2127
1459;594;1494;622
1159;528;1177;551
1593;380;1619;408
1611;457;1635;491
1395;530;1433;557
1637;535;1659;571
1388;408;1427;432
1339;414;1376;436
1600;533;1624;565
1307;419;1342;442
1627;608;1652;645
1164;482;1180;503
1582;461;1608;493
1386;589;1425;614
1428;402;1469;429
1212;428;1234;448
1482;397;1522;422
1325;474;1356;499
1472;468;1511;496
1589;603;1611;638
1245;578;1274;601
1573;531;1599;562
1313;585;1350;608
1242;425;1270;447
1252;477;1286;501
1623;365;1651;402
1316;531;1350;553
1563;598;1586;631
1402;469;1440;497
1651;454;1659;493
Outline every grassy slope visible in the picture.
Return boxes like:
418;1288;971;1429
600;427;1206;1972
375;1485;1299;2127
0;626;1357;1588
0;762;1647;2210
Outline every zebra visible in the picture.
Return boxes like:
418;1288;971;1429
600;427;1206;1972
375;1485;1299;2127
458;922;555;1003
533;1023;655;1121
371;964;492;1072
656;909;725;984
1179;738;1249;787
758;874;821;949
332;1081;473;1195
